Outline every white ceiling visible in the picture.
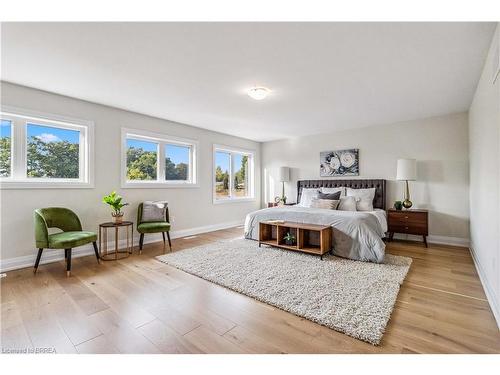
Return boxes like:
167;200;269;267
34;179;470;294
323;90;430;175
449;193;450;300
1;22;496;142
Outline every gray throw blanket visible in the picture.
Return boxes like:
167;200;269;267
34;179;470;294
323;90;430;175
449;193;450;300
244;206;386;263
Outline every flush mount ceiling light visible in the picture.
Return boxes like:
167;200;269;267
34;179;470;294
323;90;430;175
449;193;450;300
247;86;271;100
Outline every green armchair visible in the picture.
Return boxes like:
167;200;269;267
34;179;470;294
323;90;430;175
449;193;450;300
34;207;100;276
137;203;172;253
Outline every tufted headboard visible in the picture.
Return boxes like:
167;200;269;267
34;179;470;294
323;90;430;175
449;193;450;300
297;179;386;209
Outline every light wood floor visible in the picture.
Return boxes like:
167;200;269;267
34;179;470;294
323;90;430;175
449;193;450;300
2;226;500;354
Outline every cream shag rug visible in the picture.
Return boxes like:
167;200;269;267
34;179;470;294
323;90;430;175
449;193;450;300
156;238;411;345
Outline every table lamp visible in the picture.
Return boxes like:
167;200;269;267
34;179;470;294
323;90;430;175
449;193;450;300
278;167;290;204
396;159;416;209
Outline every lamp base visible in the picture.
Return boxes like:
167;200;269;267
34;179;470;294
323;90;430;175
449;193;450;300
403;199;413;209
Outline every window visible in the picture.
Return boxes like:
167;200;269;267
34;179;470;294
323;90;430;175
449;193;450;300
0;107;94;188
122;128;198;188
27;123;80;179
165;144;191;181
213;145;254;203
0;120;12;177
215;151;230;199
126;139;158;180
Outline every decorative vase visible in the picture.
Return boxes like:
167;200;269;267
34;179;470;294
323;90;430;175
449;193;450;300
112;212;123;224
394;201;403;210
285;238;295;246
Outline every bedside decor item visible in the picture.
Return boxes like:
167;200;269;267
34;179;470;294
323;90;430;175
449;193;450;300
283;232;296;246
320;149;359;177
387;208;428;247
103;191;129;223
396;158;417;209
278;166;290;204
394;201;403;210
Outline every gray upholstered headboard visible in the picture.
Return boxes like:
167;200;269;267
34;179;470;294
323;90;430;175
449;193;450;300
297;179;386;209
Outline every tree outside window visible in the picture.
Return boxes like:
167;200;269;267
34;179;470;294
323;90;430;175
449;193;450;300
26;123;80;179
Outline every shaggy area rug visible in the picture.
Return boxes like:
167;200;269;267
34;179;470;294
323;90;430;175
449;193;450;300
156;238;411;344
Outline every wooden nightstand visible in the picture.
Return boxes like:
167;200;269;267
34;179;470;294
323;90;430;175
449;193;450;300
267;202;296;207
387;208;429;247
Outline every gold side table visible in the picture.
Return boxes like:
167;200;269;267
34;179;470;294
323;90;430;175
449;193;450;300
99;221;133;261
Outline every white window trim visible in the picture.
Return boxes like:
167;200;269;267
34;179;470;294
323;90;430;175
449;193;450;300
121;127;199;188
0;105;94;189
213;143;255;204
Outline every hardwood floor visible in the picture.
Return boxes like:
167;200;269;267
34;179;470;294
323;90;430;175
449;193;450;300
1;226;500;354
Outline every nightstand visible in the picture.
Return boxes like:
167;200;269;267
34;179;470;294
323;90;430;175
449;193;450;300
267;202;296;208
387;208;429;247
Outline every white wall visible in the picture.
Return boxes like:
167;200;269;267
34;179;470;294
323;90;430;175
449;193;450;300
469;24;500;325
0;82;260;269
261;112;470;244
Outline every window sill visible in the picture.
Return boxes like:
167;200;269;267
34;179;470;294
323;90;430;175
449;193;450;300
0;180;93;189
213;197;256;205
122;181;200;189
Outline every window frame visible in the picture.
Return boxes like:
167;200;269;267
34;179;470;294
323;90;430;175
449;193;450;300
212;144;255;204
121;128;199;188
0;106;94;189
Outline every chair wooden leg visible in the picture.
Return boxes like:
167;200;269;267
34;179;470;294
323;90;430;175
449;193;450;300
139;233;144;254
166;231;172;252
66;248;72;277
64;249;68;259
162;232;166;253
34;248;43;273
92;241;100;263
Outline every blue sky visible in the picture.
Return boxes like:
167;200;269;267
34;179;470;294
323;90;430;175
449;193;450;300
233;153;244;173
127;139;190;165
166;144;189;165
215;151;230;172
1;120;12;138
27;123;80;143
215;152;246;173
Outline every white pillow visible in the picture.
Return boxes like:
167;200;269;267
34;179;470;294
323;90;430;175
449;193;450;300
338;196;357;211
321;187;346;197
298;188;320;207
310;198;340;210
346;187;376;211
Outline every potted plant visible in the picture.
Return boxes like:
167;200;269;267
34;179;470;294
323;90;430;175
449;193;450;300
394;200;403;210
103;191;129;223
283;232;296;246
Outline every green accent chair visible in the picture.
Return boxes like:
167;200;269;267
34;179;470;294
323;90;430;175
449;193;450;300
137;203;172;253
34;207;99;276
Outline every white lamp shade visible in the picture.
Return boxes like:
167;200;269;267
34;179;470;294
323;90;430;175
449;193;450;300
278;167;290;182
396;159;417;181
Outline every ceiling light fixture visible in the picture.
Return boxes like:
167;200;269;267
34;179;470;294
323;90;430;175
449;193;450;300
247;86;271;100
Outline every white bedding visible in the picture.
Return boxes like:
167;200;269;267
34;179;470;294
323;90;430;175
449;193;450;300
244;206;387;263
369;209;388;233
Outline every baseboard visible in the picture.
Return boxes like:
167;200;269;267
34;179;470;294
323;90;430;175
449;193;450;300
0;220;243;273
469;244;500;329
392;233;470;247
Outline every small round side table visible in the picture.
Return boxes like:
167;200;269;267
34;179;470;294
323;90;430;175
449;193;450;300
99;221;134;261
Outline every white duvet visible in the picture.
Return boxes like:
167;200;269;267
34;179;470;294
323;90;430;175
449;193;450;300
244;206;387;263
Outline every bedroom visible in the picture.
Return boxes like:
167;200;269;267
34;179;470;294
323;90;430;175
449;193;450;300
1;1;500;372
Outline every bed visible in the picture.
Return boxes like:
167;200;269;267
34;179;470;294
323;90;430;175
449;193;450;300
244;179;387;263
